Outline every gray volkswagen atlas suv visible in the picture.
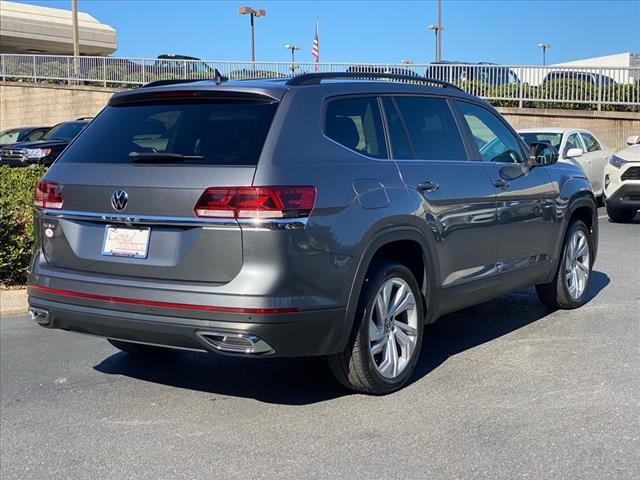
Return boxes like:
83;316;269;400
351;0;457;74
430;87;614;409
28;72;598;394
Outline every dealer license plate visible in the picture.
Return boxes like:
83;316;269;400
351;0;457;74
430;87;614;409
102;225;150;259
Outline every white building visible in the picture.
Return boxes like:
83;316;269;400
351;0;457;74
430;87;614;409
0;1;116;55
515;52;640;85
552;52;640;69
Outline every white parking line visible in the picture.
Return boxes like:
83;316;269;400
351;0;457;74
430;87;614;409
598;214;609;219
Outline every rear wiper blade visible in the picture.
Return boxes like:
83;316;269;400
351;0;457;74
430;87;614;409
129;152;205;163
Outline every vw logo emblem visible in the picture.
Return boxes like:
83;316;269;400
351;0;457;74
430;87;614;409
111;189;128;211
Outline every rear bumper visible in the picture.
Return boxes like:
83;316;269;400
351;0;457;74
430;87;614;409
605;183;640;209
28;295;347;357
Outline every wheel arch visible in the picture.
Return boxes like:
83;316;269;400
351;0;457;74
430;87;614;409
337;226;439;353
544;185;598;284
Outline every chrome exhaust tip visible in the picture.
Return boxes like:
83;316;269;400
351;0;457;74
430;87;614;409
28;307;50;325
197;331;274;355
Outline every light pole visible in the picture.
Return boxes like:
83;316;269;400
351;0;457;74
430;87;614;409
285;44;300;75
238;6;266;63
427;0;443;62
538;42;550;66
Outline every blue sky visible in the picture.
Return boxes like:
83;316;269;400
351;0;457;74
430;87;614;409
19;0;640;64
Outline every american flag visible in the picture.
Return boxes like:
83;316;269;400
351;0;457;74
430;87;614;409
312;21;319;72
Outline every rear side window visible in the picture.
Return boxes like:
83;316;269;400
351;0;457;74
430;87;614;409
58;101;278;166
324;97;387;159
390;96;467;161
25;129;48;142
44;122;86;142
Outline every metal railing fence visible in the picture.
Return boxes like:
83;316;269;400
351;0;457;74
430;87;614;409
1;54;639;110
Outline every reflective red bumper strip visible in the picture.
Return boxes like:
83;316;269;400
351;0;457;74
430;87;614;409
28;285;299;315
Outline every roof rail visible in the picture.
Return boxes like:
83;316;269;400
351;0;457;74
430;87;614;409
142;71;227;89
286;72;463;91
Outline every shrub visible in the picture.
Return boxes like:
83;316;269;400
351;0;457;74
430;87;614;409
0;165;47;286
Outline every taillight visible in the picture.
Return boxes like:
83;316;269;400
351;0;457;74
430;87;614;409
34;180;63;209
194;186;316;219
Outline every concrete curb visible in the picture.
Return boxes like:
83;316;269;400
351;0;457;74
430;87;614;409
0;288;28;316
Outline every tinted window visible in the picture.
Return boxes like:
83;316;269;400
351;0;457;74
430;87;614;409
325;97;387;159
457;101;524;163
382;98;414;159
25;129;48;142
59;101;278;165
392;96;466;161
581;133;601;152
44;122;87;142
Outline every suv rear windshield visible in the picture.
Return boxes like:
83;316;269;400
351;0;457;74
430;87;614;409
58;101;278;166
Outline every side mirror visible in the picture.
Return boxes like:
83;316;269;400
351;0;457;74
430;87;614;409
528;142;559;168
626;135;640;146
565;147;584;158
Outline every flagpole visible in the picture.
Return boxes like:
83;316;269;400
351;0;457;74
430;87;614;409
312;17;320;72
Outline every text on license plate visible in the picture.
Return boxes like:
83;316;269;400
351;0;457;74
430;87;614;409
102;226;150;259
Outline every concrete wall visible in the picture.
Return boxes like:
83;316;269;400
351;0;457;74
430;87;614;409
498;107;639;151
1;82;637;152
0;82;116;130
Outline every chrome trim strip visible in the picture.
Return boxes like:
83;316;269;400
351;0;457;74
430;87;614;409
41;209;238;227
41;209;308;229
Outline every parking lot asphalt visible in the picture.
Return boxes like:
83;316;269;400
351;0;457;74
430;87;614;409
1;206;639;480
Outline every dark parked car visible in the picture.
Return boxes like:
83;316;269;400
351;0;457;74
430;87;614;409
425;61;520;85
346;65;420;77
155;54;217;76
27;72;598;394
542;70;617;86
0;119;90;167
0;126;51;147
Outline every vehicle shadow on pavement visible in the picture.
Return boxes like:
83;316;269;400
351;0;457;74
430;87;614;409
94;271;609;405
411;270;610;386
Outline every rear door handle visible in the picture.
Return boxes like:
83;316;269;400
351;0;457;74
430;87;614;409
493;179;510;190
417;181;439;193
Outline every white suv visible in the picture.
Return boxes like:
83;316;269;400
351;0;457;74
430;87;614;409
604;135;640;222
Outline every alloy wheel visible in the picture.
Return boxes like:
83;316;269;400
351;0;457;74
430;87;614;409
368;277;419;379
564;229;590;300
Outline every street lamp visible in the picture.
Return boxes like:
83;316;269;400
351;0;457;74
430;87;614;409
285;44;300;74
238;6;266;63
538;42;550;66
427;0;443;62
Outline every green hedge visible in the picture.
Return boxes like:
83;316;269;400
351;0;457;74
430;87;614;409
0;165;47;286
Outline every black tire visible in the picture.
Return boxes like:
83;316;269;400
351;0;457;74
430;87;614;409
107;339;174;356
536;220;593;309
606;205;637;223
328;260;424;394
